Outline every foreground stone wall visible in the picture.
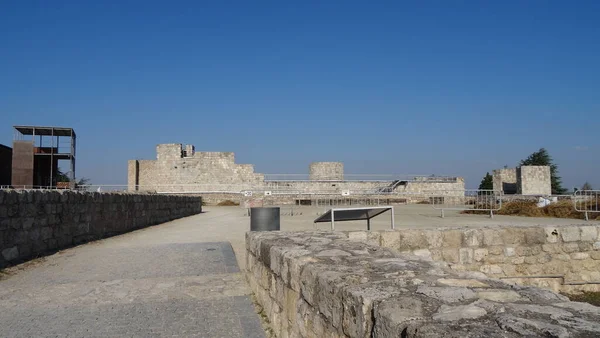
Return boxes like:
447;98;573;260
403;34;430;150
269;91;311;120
247;231;600;337
0;190;202;268
348;225;600;293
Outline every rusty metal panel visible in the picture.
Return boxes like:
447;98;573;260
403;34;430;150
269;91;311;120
11;141;34;187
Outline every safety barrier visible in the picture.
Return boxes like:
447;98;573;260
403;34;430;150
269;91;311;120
574;190;600;221
429;189;502;218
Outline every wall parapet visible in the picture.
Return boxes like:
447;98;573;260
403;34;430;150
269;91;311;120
246;231;600;338
0;190;202;268
347;225;600;294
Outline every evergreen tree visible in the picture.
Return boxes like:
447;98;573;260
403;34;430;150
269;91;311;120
478;172;493;190
519;148;566;194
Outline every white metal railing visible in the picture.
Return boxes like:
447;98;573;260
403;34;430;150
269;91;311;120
429;189;502;218
574;190;600;221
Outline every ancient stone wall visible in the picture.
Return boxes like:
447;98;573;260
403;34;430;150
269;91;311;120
128;144;264;191
128;144;465;200
309;162;344;181
0;190;202;269
518;165;552;196
246;231;600;337
348;225;600;293
493;168;517;194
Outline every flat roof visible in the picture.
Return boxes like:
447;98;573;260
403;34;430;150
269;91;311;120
314;206;393;223
13;126;76;137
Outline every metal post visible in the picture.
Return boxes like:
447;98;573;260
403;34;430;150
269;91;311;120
490;210;494;219
367;218;371;231
331;210;335;231
391;206;395;229
441;209;445;218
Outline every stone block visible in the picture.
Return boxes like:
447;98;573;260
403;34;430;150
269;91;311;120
459;248;474;264
482;229;503;246
398;231;427;251
463;229;482;247
474;248;488;262
380;231;400;250
501;228;526;245
562;243;580;253
524;228;546;244
571;252;590;260
590;251;600;260
561;227;581;242
423;230;443;248
544;227;560;243
504;247;515;257
480;264;503;275
580;226;598;242
441;248;459;264
442;230;463;248
1;246;19;261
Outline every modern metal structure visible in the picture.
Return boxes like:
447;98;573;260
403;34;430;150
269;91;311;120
11;126;76;188
314;206;395;230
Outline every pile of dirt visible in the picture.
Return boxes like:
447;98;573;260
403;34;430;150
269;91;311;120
216;200;240;206
463;200;599;220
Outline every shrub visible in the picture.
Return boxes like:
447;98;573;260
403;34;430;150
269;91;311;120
217;200;240;206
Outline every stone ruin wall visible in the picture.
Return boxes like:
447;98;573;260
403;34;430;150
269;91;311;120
309;162;344;181
494;166;552;196
246;230;600;338
517;165;552;196
128;144;466;203
493;168;518;194
128;144;264;192
348;225;600;294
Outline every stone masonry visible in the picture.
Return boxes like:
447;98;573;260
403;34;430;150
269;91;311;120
493;168;517;194
309;162;344;181
493;166;551;196
347;225;600;294
0;190;202;268
128;144;466;204
246;231;600;337
517;166;552;196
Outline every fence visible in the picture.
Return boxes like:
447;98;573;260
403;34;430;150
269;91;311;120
574;190;600;221
428;189;502;218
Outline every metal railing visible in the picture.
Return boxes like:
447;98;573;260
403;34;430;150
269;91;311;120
429;189;502;218
574;190;600;221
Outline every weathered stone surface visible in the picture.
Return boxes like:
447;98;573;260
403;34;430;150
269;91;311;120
561;227;581;242
1;191;202;269
416;285;476;303
247;231;600;338
432;304;487;321
1;246;18;261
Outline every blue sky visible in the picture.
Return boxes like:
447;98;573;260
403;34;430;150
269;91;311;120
1;1;598;189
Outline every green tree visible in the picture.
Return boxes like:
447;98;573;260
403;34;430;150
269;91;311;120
55;168;90;186
478;172;493;190
519;148;566;194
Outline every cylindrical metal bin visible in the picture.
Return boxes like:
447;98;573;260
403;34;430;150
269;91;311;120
250;207;280;231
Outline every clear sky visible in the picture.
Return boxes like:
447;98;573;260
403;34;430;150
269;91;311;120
1;1;598;189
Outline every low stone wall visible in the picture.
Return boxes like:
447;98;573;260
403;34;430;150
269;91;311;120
347;225;600;293
246;231;600;337
0;190;202;268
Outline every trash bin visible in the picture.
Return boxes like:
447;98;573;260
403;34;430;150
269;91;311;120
250;207;280;231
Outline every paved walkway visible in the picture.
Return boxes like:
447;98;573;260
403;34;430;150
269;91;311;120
0;209;265;338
